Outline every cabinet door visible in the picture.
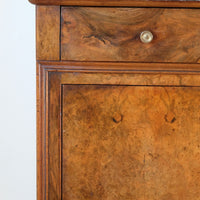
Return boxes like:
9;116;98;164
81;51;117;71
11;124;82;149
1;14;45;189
62;85;200;200
37;63;200;200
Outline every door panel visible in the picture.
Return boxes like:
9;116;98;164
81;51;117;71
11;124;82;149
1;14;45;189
62;85;200;200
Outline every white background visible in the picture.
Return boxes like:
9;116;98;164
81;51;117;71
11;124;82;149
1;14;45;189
0;0;36;199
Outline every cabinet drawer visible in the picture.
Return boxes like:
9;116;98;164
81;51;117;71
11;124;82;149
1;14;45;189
61;7;200;63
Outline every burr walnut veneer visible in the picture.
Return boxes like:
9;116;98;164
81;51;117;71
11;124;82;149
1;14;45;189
29;0;200;199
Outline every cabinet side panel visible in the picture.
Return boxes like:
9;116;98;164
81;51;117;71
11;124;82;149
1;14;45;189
36;6;60;61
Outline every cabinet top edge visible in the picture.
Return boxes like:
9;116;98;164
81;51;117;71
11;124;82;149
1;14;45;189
29;0;200;8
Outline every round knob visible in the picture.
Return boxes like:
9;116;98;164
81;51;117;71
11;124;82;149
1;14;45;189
140;31;153;43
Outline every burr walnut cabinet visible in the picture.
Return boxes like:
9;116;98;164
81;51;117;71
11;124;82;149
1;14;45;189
29;0;200;199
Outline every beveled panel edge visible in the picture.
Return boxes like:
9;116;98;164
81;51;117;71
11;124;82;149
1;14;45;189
29;0;200;8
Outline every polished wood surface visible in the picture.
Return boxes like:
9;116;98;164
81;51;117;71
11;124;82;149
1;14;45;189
62;84;200;200
36;62;46;200
39;61;200;72
61;7;200;63
29;0;200;8
36;6;60;60
40;61;200;86
32;1;200;199
37;62;200;200
48;72;62;200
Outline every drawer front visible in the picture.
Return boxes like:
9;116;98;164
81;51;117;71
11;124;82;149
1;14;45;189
61;7;200;63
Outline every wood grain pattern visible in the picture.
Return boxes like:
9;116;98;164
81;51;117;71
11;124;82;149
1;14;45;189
29;0;200;8
32;0;200;197
61;7;200;63
48;72;62;200
39;61;200;73
37;64;62;200
60;72;200;86
62;84;200;200
36;6;60;60
37;63;46;200
37;62;200;200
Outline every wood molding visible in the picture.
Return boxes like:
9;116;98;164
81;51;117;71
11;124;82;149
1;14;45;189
36;6;60;61
30;0;200;8
39;61;200;73
37;62;47;200
37;63;62;200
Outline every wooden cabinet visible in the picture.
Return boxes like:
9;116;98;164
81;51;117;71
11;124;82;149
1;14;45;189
29;1;200;199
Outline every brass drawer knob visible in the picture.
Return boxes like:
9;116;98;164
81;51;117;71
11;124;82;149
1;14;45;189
140;31;153;43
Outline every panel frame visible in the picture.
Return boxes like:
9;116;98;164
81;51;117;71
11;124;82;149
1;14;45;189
37;61;200;200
